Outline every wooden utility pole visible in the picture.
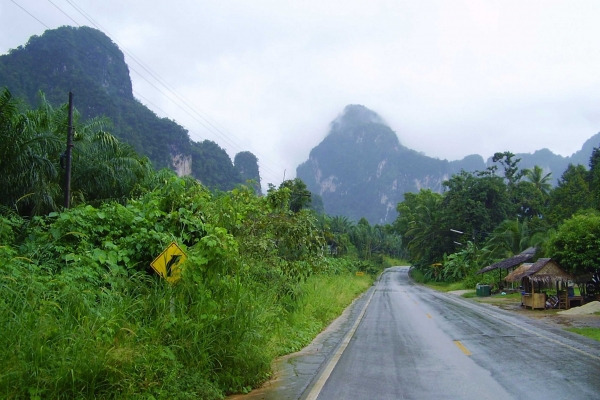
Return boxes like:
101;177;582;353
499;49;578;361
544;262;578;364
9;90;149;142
64;92;74;208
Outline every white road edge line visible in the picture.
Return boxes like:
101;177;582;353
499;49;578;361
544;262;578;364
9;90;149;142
304;285;377;400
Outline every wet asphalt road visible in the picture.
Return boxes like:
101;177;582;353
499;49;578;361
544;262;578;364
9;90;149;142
306;266;600;400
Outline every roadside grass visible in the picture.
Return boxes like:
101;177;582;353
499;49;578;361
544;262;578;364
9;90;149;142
566;327;600;341
502;292;522;299
492;292;521;299
410;268;522;299
450;290;523;300
0;181;384;399
272;273;373;356
471;292;522;303
0;257;373;400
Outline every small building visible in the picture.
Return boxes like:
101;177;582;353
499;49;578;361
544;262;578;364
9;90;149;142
504;258;573;309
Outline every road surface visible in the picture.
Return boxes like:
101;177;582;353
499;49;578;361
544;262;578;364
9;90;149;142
305;266;600;400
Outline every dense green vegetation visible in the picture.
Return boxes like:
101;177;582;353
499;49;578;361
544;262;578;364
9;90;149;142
0;176;380;398
394;149;600;286
0;26;258;191
0;169;398;398
0;87;402;398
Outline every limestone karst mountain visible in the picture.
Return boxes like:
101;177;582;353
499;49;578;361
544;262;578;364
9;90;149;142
296;105;485;223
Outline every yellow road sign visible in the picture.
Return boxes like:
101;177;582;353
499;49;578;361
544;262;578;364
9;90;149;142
150;242;187;283
355;271;365;276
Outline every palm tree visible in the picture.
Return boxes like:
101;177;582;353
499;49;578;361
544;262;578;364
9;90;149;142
524;165;552;197
349;223;386;260
485;219;532;259
404;194;443;263
0;88;152;215
330;215;353;234
0;89;62;215
70;116;152;204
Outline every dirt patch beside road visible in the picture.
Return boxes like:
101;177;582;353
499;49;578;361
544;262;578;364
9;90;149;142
471;294;600;330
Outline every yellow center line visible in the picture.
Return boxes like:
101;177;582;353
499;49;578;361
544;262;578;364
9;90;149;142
454;340;472;356
426;313;432;319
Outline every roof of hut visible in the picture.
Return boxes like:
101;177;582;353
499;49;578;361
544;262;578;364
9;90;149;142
503;258;572;283
476;247;536;275
504;263;533;282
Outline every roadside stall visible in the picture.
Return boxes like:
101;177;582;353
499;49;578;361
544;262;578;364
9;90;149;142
503;258;572;310
476;247;536;292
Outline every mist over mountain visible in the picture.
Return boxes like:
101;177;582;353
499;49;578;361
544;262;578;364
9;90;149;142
0;25;259;191
297;105;600;224
297;105;485;223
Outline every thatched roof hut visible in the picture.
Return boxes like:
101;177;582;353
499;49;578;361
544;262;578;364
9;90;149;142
503;263;533;282
503;258;571;283
476;247;536;275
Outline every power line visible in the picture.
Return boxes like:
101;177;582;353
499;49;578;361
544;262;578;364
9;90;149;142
45;0;246;154
131;87;282;183
11;0;284;184
62;0;290;175
10;0;52;29
54;0;286;181
132;91;282;184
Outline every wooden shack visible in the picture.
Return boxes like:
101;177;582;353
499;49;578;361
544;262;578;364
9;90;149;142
476;247;536;291
504;258;572;310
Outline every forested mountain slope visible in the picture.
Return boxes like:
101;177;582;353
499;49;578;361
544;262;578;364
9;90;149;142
0;25;258;191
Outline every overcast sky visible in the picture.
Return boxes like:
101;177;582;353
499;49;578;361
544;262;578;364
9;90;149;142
2;0;600;186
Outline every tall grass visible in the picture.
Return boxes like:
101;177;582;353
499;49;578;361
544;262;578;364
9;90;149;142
0;252;372;399
272;274;372;355
0;260;272;398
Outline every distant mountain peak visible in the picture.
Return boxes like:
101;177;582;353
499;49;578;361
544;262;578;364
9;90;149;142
297;105;482;223
330;104;388;134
